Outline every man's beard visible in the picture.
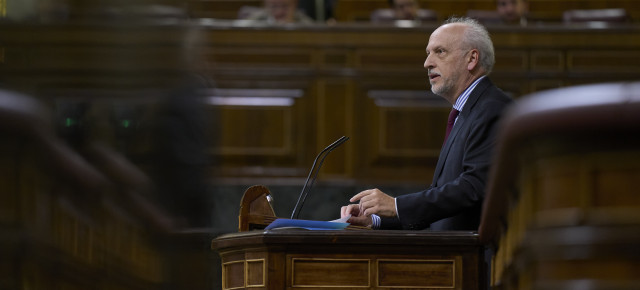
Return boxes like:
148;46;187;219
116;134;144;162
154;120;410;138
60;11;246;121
431;77;454;97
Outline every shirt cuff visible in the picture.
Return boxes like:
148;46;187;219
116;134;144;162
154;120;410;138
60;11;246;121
371;214;381;229
394;197;399;220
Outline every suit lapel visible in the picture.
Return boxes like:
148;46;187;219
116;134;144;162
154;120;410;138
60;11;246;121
431;78;492;186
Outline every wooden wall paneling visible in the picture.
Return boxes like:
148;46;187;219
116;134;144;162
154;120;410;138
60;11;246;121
0;25;195;94
491;77;530;97
206;47;315;69
4;23;640;186
314;78;355;178
528;80;564;94
357;88;449;182
355;47;426;72
353;45;446;181
215;103;294;155
376;99;447;160
198;31;320;177
26;46;184;73
314;48;355;179
567;49;640;74
208;88;308;177
491;49;530;96
494;49;529;73
352;39;442;182
319;49;352;69
530;50;563;73
492;26;621;48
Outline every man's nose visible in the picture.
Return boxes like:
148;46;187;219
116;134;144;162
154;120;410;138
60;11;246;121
424;56;433;69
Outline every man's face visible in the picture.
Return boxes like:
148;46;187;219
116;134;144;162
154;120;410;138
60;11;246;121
424;24;470;102
496;0;527;23
265;0;296;23
393;0;419;20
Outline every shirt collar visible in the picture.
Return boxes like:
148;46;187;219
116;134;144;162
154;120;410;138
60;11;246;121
453;75;485;112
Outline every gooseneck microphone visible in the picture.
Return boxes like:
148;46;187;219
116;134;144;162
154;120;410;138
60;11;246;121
290;136;349;219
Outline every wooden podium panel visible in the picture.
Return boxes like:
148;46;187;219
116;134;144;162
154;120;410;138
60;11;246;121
213;230;485;289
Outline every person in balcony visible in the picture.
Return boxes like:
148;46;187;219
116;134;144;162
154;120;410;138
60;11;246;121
245;0;314;24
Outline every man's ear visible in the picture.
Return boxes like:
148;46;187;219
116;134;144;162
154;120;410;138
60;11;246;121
467;49;479;71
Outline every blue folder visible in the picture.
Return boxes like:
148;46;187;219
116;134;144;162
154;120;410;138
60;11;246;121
265;218;349;231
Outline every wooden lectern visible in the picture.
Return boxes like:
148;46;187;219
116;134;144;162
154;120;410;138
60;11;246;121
213;185;487;289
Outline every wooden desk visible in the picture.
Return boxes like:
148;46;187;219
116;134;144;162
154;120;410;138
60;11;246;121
213;230;486;289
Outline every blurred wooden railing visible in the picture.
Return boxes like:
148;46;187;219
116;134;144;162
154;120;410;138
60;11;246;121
0;89;218;289
479;82;640;289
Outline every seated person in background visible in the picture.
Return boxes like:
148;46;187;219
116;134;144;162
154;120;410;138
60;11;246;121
496;0;528;25
371;0;437;23
298;0;337;23
390;0;421;20
246;0;314;24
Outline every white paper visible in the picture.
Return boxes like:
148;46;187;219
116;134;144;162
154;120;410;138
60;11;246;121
330;214;351;223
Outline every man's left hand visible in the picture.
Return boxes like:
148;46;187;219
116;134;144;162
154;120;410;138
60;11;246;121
350;188;397;218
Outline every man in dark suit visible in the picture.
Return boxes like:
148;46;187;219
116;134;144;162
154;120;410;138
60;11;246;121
341;17;512;230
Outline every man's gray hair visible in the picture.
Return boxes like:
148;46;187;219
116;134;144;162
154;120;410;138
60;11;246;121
443;16;495;74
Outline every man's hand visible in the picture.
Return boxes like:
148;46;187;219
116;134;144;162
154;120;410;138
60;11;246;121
350;188;397;218
340;204;372;227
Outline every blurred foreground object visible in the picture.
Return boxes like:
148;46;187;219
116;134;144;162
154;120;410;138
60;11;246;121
480;82;640;289
0;83;217;290
0;88;168;289
0;1;219;288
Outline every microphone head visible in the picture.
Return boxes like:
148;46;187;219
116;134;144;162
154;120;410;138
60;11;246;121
328;136;349;151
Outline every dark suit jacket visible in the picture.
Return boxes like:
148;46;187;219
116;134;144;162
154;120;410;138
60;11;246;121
380;77;512;230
